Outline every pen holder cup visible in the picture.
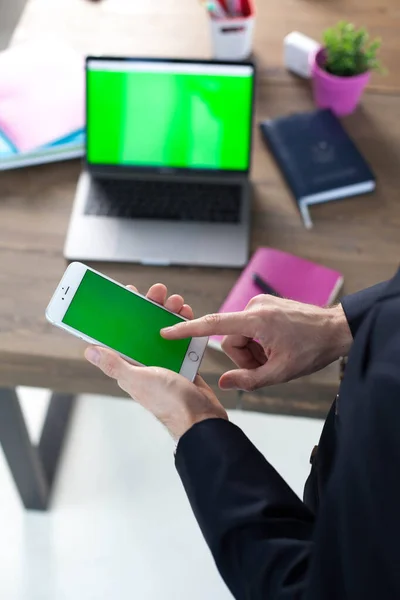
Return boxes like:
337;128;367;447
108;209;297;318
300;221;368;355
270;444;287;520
210;14;255;61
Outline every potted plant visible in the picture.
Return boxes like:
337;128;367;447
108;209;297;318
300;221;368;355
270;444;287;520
310;21;384;116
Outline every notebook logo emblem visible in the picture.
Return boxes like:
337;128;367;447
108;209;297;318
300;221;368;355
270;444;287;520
311;141;335;164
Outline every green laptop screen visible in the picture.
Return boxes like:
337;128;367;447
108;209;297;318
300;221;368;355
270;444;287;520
86;60;253;171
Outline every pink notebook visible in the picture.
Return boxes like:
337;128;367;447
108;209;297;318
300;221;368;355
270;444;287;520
0;39;84;152
209;248;343;350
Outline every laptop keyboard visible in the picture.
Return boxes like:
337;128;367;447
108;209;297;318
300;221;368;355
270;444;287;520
84;178;242;224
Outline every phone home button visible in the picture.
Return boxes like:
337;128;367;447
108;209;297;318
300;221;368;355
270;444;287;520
188;351;199;362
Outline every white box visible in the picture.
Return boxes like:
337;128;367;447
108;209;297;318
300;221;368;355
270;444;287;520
284;31;320;79
210;15;255;61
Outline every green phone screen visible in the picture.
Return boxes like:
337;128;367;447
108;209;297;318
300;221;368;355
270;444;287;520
62;270;191;372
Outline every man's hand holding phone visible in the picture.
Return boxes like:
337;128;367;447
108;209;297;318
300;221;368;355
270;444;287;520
85;283;228;441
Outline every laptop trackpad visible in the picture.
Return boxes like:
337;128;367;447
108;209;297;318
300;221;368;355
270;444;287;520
116;219;244;266
116;220;195;265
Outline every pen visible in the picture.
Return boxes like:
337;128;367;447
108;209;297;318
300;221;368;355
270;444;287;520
225;0;237;16
252;273;283;298
237;0;249;16
199;0;227;18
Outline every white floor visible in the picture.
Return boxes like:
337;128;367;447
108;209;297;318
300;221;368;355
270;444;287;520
0;389;323;600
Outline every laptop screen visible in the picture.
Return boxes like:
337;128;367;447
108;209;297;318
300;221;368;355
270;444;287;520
86;58;254;172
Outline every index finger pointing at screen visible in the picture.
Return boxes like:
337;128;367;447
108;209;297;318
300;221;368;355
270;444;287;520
161;312;257;340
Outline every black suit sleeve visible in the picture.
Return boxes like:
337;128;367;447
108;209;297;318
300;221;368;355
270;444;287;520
304;331;400;599
341;281;388;338
175;419;314;600
176;298;400;600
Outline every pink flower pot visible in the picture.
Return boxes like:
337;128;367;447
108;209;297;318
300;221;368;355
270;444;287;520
310;48;370;116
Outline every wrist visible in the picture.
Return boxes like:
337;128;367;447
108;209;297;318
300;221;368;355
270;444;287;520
174;414;229;451
326;304;353;359
176;411;229;442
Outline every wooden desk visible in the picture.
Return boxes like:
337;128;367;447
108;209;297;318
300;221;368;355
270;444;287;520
1;0;400;509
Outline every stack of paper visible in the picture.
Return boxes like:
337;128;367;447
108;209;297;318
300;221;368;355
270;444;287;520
0;39;85;171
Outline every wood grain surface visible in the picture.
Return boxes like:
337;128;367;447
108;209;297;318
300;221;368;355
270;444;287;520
1;0;399;417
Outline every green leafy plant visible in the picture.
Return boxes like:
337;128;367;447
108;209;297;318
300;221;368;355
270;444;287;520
322;21;385;77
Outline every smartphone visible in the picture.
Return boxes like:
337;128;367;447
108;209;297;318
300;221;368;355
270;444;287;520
45;262;208;381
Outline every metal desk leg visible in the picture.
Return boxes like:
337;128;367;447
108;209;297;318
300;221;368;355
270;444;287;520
0;388;75;511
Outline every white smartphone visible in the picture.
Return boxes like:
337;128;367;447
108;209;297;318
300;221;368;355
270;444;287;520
45;262;208;381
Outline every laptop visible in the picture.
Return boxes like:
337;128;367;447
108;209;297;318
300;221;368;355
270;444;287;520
64;57;255;267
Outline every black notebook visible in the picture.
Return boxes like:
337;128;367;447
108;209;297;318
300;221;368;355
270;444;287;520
259;109;376;228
